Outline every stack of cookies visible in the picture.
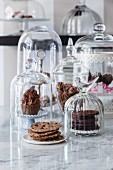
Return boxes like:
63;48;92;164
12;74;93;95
28;122;64;142
72;110;100;131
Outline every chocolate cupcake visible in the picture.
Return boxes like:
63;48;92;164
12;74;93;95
21;86;40;115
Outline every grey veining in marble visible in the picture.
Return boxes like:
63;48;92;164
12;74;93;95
1;106;113;170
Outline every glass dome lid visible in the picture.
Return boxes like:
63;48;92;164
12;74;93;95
75;23;113;53
61;0;102;35
17;25;62;75
53;38;76;75
0;0;45;20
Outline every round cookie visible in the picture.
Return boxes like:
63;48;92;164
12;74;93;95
31;131;61;141
32;135;64;142
30;122;62;133
28;129;59;138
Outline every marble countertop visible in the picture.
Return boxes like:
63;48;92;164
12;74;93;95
1;106;113;170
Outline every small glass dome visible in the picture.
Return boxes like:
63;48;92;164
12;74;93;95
75;23;113;113
0;0;45;19
53;38;85;112
64;77;104;136
61;0;102;35
10;57;52;132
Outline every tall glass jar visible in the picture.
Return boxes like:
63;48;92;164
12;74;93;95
64;77;104;136
75;23;113;113
53;38;83;113
17;26;62;114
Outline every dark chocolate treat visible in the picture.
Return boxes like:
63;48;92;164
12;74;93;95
88;71;92;82
88;71;102;83
72;124;99;131
102;73;113;86
56;82;79;111
21;86;40;115
64;83;72;92
21;15;33;18
72;110;99;117
71;110;99;131
56;82;64;92
97;72;103;83
72;118;97;125
68;86;78;95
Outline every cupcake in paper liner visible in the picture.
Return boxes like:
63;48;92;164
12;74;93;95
21;86;40;115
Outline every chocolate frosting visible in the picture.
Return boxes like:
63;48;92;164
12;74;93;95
22;86;40;105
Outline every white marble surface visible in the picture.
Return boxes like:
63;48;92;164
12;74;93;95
1;106;113;170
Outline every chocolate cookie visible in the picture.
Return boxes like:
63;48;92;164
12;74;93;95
31;135;64;142
30;122;62;133
28;129;59;138
31;131;61;141
72;124;99;131
72;110;99;117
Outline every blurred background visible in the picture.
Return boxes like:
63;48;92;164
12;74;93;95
0;0;112;106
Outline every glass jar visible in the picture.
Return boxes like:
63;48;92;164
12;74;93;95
75;23;113;113
10;57;52;133
64;77;104;136
61;0;102;35
17;25;62;113
53;38;84;113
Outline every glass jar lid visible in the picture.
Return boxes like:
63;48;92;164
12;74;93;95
75;23;113;54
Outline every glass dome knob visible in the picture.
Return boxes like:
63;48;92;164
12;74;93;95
78;0;86;5
66;38;75;57
76;77;99;93
94;23;106;33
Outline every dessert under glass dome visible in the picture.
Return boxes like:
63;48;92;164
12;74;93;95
75;23;113;113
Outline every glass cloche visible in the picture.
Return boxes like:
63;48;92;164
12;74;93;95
10;56;53;133
61;0;102;35
75;23;113;113
17;25;62;76
64;77;104;136
0;0;45;19
10;57;67;142
53;38;89;113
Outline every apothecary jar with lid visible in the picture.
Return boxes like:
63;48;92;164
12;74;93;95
53;38;89;113
75;23;113;113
